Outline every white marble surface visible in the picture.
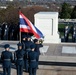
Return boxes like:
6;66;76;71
40;46;49;54
62;46;76;54
34;12;61;43
10;45;17;51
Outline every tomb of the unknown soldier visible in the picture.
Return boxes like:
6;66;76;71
34;12;61;43
0;12;76;75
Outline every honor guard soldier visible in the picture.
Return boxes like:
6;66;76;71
1;44;13;75
24;46;29;72
24;35;33;72
33;39;43;69
28;44;38;75
64;26;69;42
72;27;76;42
25;35;33;50
14;43;25;75
21;35;27;50
1;23;9;40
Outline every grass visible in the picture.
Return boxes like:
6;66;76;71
58;24;65;36
58;23;73;37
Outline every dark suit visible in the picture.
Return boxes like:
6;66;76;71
1;50;13;75
14;49;25;75
28;51;38;75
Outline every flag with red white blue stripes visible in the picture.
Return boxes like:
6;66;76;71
19;11;44;39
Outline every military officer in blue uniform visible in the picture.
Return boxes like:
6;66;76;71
24;47;29;72
25;35;33;49
1;44;13;75
33;39;43;69
28;44;38;75
14;43;25;75
24;35;33;72
21;35;27;50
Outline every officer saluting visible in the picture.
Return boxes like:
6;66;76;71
1;44;13;75
14;43;25;75
33;39;43;69
28;44;38;75
24;35;33;72
25;35;33;50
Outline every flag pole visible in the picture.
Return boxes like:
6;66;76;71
19;7;21;43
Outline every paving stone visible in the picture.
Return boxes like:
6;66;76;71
1;41;76;75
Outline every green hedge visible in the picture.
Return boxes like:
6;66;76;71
58;23;73;36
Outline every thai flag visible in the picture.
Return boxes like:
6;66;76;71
19;11;44;39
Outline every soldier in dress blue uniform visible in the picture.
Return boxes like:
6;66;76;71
1;23;9;40
1;44;13;75
72;26;76;42
8;24;15;40
33;39;43;69
25;35;33;49
24;46;29;72
14;43;25;75
28;44;38;75
64;26;69;42
24;35;33;72
21;35;27;50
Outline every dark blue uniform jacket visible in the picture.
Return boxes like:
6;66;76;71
28;51;38;68
35;44;43;55
25;41;33;49
1;51;13;68
14;49;25;66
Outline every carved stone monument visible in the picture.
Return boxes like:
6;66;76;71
34;12;61;43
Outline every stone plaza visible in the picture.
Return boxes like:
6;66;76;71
0;41;76;75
